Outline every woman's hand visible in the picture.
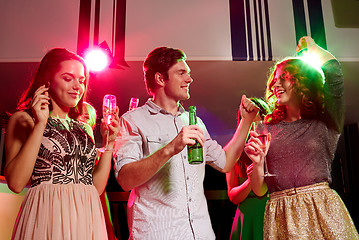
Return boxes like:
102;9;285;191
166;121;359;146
244;131;271;165
246;163;253;176
244;131;270;196
100;106;120;147
297;36;336;64
31;85;50;124
239;95;259;122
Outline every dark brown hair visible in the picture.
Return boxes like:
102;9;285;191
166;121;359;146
17;48;89;119
143;47;186;95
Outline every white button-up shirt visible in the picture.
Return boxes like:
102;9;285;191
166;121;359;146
114;99;226;240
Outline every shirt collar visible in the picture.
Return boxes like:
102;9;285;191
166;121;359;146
145;99;186;116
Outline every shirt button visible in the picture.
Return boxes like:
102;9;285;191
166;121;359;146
187;177;190;180
189;198;192;202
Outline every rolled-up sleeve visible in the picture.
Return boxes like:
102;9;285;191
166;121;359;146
197;118;226;171
114;116;143;178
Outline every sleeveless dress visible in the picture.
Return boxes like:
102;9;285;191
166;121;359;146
230;177;269;240
11;117;108;240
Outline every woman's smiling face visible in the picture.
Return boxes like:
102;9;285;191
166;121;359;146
272;66;297;107
49;60;86;112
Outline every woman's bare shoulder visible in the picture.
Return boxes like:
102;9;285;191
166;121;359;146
7;111;34;129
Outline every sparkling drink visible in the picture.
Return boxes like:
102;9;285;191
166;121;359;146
128;97;139;111
98;94;117;153
103;94;117;124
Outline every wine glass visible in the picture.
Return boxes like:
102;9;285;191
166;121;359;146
98;94;117;153
252;121;276;177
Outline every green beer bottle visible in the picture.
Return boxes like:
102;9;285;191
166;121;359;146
187;106;203;164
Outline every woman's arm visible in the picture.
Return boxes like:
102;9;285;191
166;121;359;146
5;112;46;193
244;132;269;196
298;36;344;131
92;110;120;194
226;166;252;205
297;36;336;64
222;95;258;172
246;162;267;197
5;86;49;193
322;60;344;132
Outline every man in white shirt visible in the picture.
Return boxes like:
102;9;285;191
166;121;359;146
114;47;258;239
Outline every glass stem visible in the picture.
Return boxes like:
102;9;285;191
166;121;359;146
105;131;109;149
264;157;268;174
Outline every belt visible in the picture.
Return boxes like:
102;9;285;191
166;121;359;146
269;182;329;199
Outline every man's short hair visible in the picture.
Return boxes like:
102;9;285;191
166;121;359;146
143;47;186;95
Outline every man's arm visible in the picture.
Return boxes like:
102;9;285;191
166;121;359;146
116;123;204;192
222;95;258;172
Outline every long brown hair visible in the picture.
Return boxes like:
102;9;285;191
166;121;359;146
17;48;89;119
264;58;324;124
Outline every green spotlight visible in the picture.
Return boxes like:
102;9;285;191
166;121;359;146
299;51;325;83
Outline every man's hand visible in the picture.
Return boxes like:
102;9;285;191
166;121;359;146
170;125;204;155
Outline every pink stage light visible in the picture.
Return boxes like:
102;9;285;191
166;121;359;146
84;48;110;72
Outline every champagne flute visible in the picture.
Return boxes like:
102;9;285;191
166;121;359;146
252;121;276;177
128;97;139;111
98;94;117;152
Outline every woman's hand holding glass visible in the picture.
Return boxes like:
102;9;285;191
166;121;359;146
245;130;269;163
244;130;274;177
99;106;119;152
98;94;120;152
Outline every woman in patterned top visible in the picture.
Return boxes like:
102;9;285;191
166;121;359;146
4;48;119;240
244;36;358;239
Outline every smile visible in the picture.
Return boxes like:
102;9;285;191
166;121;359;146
275;89;285;97
69;93;79;98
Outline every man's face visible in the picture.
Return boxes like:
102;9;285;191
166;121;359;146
163;60;193;101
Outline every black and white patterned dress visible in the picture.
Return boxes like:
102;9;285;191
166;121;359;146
12;117;108;240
